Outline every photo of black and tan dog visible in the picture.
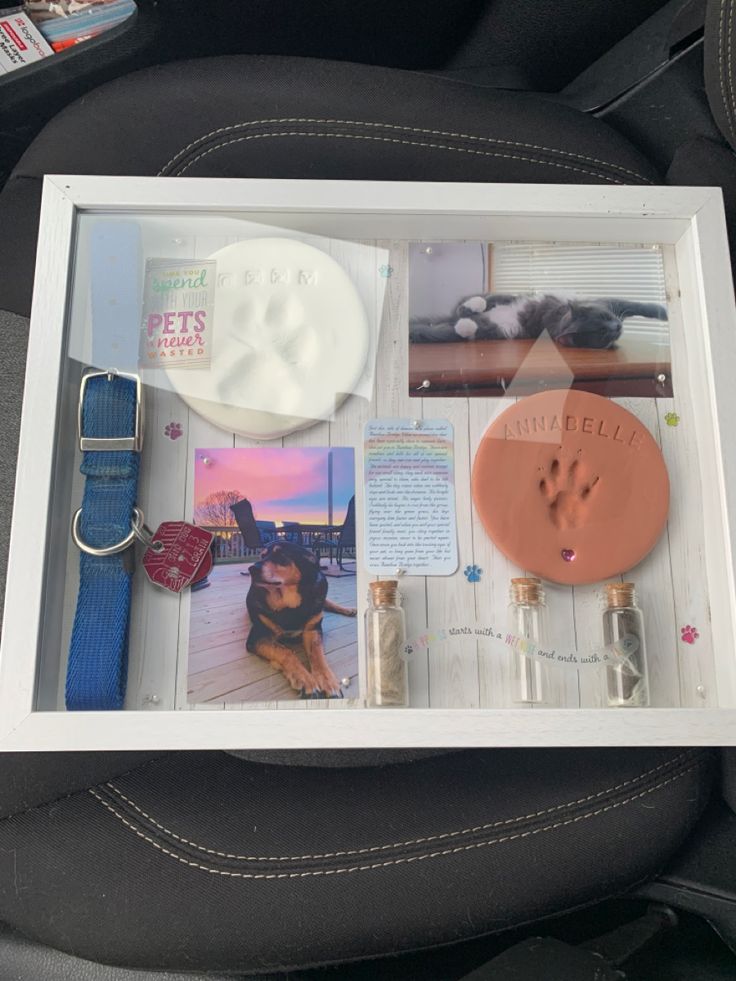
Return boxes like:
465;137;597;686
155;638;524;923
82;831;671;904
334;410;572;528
188;446;358;703
246;541;357;697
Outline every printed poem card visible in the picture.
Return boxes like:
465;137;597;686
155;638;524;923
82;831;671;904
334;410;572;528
140;258;216;368
364;419;458;576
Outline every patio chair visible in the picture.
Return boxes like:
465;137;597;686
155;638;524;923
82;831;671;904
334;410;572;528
229;498;262;550
229;500;304;578
281;522;304;544
312;495;356;572
229;498;262;577
255;520;278;543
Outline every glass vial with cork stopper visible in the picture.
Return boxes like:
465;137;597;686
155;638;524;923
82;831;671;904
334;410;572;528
602;582;649;707
365;580;409;707
508;577;549;705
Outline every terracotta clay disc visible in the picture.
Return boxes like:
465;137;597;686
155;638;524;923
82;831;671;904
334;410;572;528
472;390;669;585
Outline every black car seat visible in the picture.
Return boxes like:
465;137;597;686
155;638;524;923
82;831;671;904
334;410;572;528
0;2;734;973
0;55;661;318
0;748;714;975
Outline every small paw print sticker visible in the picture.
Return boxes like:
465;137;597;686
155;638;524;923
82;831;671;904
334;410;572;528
464;564;482;583
665;411;680;427
379;264;393;278
164;422;183;441
681;624;700;644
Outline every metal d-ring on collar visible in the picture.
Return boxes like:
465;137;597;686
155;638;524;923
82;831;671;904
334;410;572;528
71;504;146;556
70;503;164;556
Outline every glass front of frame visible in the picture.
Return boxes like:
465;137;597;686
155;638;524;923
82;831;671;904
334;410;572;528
32;207;716;714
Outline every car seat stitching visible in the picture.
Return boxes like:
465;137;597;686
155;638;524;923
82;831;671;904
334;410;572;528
719;0;736;142
719;0;728;135
87;763;701;879
156;118;651;181
728;0;736;138
167;131;632;184
100;750;699;862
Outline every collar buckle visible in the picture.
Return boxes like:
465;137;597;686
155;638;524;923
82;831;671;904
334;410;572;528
78;369;143;453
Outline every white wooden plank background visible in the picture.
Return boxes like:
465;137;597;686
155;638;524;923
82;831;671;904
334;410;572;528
657;246;717;707
49;232;716;713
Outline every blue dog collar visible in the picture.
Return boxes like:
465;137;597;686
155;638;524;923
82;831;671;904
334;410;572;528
66;370;143;710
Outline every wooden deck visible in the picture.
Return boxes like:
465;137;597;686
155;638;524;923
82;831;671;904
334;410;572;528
187;563;359;703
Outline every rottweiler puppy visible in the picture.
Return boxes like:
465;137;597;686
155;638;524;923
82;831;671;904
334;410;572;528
246;541;357;696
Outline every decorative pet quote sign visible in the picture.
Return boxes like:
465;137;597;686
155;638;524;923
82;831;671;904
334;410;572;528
364;419;458;576
140;258;216;368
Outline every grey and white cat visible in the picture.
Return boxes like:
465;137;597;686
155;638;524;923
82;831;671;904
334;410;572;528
409;293;668;349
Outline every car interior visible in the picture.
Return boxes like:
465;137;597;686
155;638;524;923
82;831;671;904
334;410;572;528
1;0;736;978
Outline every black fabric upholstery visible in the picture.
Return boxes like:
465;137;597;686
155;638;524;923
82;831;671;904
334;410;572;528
705;0;736;151
0;311;27;612
0;923;228;981
0;55;659;316
163;0;485;73
667;137;736;270
0;751;163;821
447;0;669;91
226;748;457;767
721;748;736;813
0;748;714;974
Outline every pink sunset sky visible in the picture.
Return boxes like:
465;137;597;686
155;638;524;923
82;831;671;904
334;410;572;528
194;447;355;525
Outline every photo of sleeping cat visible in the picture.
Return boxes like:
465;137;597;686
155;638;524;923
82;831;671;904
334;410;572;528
407;241;672;399
409;293;669;349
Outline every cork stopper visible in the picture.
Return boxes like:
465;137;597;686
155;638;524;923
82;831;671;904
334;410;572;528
369;580;400;607
510;577;545;605
605;582;636;609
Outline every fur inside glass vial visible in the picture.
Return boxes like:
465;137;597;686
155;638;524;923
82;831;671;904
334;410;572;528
365;580;409;707
508;578;549;705
602;583;649;707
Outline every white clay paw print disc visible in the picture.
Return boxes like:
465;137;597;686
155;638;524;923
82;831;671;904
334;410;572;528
166;238;369;439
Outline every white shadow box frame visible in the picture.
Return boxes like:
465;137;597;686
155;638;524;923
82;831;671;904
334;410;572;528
2;175;736;750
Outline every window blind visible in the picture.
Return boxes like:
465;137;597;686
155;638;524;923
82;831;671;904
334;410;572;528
491;243;668;344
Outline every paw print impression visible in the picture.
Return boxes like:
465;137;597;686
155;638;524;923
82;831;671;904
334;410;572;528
538;453;599;531
219;292;321;415
464;564;482;583
681;624;700;645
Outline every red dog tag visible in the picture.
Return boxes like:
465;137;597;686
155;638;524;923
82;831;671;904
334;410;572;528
142;522;214;593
